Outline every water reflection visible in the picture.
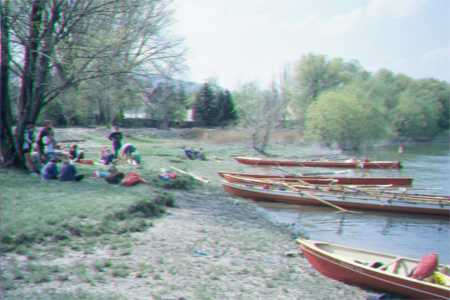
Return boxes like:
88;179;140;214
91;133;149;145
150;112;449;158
257;202;450;263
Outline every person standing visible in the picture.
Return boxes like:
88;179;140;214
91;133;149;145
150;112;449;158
36;120;53;158
108;125;123;158
23;123;39;174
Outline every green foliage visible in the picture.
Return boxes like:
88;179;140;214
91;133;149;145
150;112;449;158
366;70;413;114
193;82;218;126
217;90;238;124
233;82;264;126
283;52;450;143
392;83;443;140
305;88;385;150
289;54;367;125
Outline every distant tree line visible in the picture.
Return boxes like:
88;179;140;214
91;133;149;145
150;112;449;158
233;53;450;150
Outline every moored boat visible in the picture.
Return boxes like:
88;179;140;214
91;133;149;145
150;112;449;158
298;239;450;299
218;171;413;187
235;156;402;169
222;182;450;216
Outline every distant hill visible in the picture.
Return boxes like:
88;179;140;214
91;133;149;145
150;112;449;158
133;73;202;94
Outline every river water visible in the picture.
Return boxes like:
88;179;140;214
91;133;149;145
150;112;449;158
257;142;450;263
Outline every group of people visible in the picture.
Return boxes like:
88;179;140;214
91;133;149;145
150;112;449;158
182;146;206;161
22;123;159;184
22;120;85;182
102;126;141;166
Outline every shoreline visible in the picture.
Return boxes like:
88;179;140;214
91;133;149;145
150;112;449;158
0;127;369;299
1;186;366;299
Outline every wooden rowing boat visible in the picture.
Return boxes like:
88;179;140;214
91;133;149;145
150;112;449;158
218;171;413;187
235;156;402;169
222;182;450;216
298;239;450;299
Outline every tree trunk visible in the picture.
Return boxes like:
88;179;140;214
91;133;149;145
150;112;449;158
0;0;15;165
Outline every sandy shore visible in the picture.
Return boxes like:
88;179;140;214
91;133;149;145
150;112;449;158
2;186;366;299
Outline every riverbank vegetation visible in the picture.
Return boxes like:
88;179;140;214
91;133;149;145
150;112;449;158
234;54;450;150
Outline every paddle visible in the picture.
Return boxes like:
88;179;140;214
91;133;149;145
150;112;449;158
291;182;450;205
169;166;209;183
332;184;450;205
260;178;358;214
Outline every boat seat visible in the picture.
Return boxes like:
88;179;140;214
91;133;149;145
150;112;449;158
369;261;384;269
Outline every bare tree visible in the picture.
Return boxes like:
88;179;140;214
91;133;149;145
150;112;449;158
142;80;187;129
251;83;286;153
234;81;287;154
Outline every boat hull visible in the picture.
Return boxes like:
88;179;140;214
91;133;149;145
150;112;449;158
223;183;450;216
218;171;413;187
299;240;450;299
235;156;402;169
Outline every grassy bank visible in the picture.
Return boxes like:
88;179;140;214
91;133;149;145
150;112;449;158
0;128;365;299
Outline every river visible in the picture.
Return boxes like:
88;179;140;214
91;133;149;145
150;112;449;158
257;142;450;263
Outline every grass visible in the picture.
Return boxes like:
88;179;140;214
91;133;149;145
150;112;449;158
0;127;314;299
0;129;192;254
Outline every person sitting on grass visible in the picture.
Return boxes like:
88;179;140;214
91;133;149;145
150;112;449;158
183;146;195;160
41;158;59;180
193;148;206;161
59;161;84;182
182;146;206;160
100;147;115;165
105;165;125;184
68;144;84;161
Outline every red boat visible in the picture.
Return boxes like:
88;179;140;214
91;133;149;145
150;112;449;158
222;182;450;216
218;171;413;187
234;156;402;169
298;239;450;299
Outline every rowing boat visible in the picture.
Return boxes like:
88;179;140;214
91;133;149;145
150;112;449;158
218;171;413;187
222;182;450;216
298;239;450;299
234;156;402;169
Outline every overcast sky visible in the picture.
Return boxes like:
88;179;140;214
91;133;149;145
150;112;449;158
172;0;449;89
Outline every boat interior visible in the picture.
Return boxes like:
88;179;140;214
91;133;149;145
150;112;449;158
316;242;441;278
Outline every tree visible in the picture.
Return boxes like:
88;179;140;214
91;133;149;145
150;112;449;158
216;89;237;125
193;82;218;126
0;0;184;167
143;81;187;128
305;87;385;151
0;0;15;164
289;54;361;126
233;82;286;153
392;83;443;140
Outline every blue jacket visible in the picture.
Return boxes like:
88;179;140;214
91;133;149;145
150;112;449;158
59;163;77;181
41;162;59;180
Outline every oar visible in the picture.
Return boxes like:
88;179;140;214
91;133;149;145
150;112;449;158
169;166;209;183
262;178;358;214
303;183;449;205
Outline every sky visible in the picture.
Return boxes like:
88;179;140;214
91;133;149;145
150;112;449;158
172;0;450;89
